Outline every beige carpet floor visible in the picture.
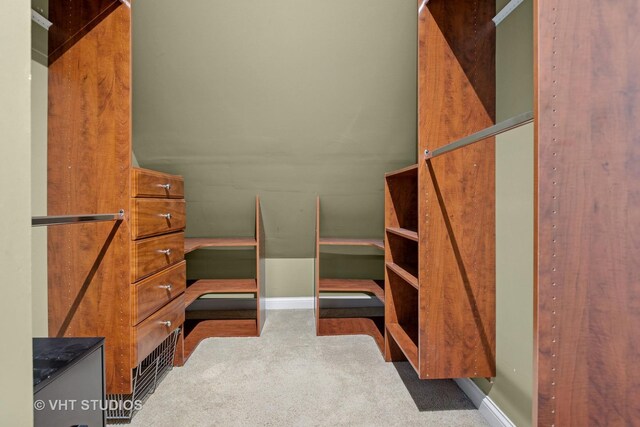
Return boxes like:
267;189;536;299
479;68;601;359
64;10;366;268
130;310;488;426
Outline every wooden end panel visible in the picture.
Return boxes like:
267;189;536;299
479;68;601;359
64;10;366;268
318;318;384;354
256;197;266;335
131;168;184;199
418;0;496;379
131;198;186;240
314;196;321;333
535;1;640;425
132;261;186;326
47;5;133;394
183;319;258;364
133;295;185;366
131;232;185;283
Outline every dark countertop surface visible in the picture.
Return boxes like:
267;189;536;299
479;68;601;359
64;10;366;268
33;337;104;393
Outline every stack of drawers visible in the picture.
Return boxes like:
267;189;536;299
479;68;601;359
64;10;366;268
130;168;187;365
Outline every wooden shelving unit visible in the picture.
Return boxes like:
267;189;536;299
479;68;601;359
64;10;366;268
314;197;385;353
175;197;265;366
385;0;497;380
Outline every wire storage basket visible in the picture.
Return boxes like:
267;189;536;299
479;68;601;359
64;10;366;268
106;328;180;424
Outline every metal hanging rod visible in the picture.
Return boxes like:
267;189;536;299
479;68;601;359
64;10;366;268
493;0;526;26
424;111;533;160
32;210;125;227
31;9;53;31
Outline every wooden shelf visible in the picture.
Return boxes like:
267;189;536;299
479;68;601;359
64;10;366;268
319;278;385;303
185;279;257;307
385;163;418;178
184;237;257;254
386;227;418;242
386;263;418;290
386;322;418;372
319;237;384;250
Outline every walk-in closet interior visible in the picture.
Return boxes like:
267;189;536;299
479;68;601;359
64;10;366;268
2;0;638;425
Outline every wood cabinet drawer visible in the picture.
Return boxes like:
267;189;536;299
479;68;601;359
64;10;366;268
133;295;184;366
131;232;184;283
132;261;186;325
131;168;184;199
131;199;186;239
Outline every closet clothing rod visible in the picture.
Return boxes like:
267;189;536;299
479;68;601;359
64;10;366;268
424;111;533;160
32;210;125;227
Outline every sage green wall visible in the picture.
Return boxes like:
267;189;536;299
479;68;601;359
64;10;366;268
31;60;48;337
1;1;33;424
132;1;417;285
472;2;534;426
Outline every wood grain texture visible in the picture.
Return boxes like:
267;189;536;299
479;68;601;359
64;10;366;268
184;237;257;254
47;4;133;394
319;279;385;303
316;197;385;353
318;318;384;354
48;0;120;64
319;238;384;250
131;232;185;283
386;322;418;371
133;295;185;366
417;0;496;379
386;263;418;290
185;279;257;307
131;198;186;239
132;261;186;326
385;227;418;242
534;0;640;425
131;167;184;199
183;320;258;363
315;197;321;332
256;197;266;335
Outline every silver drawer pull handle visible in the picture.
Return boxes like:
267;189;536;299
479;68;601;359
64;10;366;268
159;284;173;291
159;213;172;220
160;320;172;328
158;248;172;255
158;183;172;190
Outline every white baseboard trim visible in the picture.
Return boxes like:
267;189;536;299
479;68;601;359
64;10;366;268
454;378;515;427
265;297;314;310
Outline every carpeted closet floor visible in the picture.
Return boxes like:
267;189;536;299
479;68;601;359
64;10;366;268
130;310;488;426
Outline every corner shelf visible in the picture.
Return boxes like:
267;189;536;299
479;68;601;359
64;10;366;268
386;322;418;372
315;197;385;354
385;227;418;242
385;263;418;290
184;237;257;254
175;197;265;366
320;238;384;250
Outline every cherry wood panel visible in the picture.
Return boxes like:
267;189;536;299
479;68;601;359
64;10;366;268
385;163;418;179
319;238;384;250
416;0;496;379
386;263;418;290
48;0;120;64
315;196;385;353
131;232;185;283
133;295;185;366
131;199;186;239
386;322;418;372
385;227;418;242
385;166;418;232
131;167;185;199
132;261;186;326
318;318;384;354
47;4;133;394
184;237;257;254
183;320;258;363
185;279;257;307
534;0;640;424
319;278;385;303
256;197;267;334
